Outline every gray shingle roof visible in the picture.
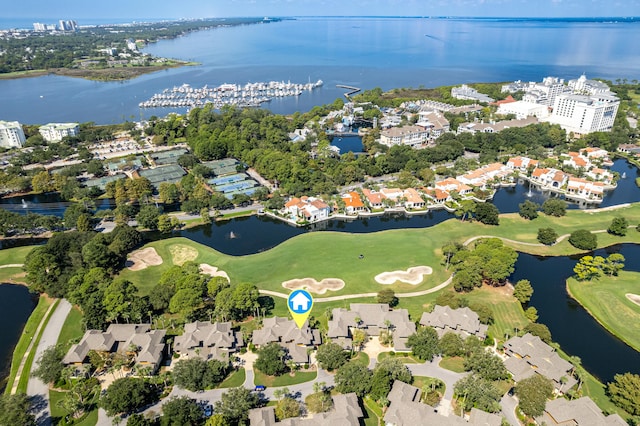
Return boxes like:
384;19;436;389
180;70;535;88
537;397;628;426
174;321;243;361
420;305;488;339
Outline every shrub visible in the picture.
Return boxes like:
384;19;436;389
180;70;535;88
537;227;558;245
568;229;597;250
607;216;628;236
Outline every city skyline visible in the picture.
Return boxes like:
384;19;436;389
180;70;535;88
4;0;640;22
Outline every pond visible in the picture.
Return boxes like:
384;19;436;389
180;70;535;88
0;284;37;392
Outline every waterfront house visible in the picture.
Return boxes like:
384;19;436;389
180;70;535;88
457;163;510;188
63;324;165;373
423;187;451;204
566;177;605;201
562;151;591;170
380;187;404;205
403;188;426;209
284;196;330;222
361;188;387;209
419;305;488;339
506;156;539;173
585;167;613;184
530;168;568;188
327;304;415;352
535;396;627;426
252;317;321;364
341;191;366;214
503;333;577;392
249;393;363;425
173;321;243;362
435;178;473;195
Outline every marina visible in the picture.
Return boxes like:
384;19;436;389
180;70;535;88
138;79;323;109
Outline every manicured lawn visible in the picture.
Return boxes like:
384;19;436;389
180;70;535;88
439;356;466;373
349;352;370;367
57;307;85;352
377;352;421;364
362;396;383;426
4;295;53;395
218;367;246;388
567;271;640;351
50;389;98;426
253;370;317;387
462;286;529;341
412;375;445;393
0;245;34;266
118;203;640;301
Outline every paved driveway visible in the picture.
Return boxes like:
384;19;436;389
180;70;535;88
27;299;72;426
405;356;469;417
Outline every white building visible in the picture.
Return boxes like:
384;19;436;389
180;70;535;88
451;84;494;103
380;125;429;148
545;93;619;134
497;100;549;119
39;123;80;142
0;121;26;148
568;74;612;95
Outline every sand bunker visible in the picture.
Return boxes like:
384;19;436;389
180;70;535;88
126;247;163;271
626;293;640;307
169;244;198;265
282;278;345;295
375;266;433;285
199;264;230;282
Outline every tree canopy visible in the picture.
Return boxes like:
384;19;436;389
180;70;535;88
607;372;640;415
100;377;156;416
515;374;554;417
407;327;440;361
334;362;373;397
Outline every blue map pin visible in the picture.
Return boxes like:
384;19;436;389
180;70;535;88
287;289;313;328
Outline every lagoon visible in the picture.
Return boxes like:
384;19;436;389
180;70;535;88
1;17;639;124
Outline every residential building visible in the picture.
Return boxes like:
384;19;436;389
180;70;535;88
503;333;577;392
530;168;568;188
457;116;538;135
341;191;366;214
562;151;591;170
361;188;386;209
545;93;619;134
403;188;425;209
451;85;495;103
566;177;605;201
416;111;450;139
39;123;80;142
327;304;415;351
252;317;321;364
379;187;404;205
496;100;549;119
63;324;165;373
580;147;609;160
506;156;539;173
435;177;473;195
0;121;26;148
249;393;363;425
535;397;627;426
568;74;612;96
384;380;502;426
380;125;429;148
457;163;510;188
173;321;243;362
419;305;488;339
284;196;330;222
422;188;451;204
585;167;613;184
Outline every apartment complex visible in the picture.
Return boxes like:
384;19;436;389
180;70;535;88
39;122;80;142
0;121;26;148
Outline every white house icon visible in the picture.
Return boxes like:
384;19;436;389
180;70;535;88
291;292;311;312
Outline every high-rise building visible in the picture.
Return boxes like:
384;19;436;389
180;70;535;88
547;93;619;134
0;121;26;148
58;20;78;32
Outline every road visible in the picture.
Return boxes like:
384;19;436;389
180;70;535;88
500;393;520;426
27;299;72;426
406;356;468;417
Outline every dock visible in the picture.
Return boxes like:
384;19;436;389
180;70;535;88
337;84;361;99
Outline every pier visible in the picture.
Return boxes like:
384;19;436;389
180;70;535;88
336;84;361;99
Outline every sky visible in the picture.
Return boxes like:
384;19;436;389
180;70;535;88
4;0;640;22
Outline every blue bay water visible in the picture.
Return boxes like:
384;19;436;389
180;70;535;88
1;17;639;124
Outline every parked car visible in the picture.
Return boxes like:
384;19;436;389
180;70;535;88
254;385;266;391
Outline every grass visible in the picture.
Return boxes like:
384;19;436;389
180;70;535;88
50;389;99;426
439;356;466;373
4;295;53;395
349;352;370;367
16;299;60;394
377;352;421;364
57;307;85;352
566;271;640;352
461;286;529;340
253;370;317;388
218;367;246;388
362;396;383;426
119;203;640;300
